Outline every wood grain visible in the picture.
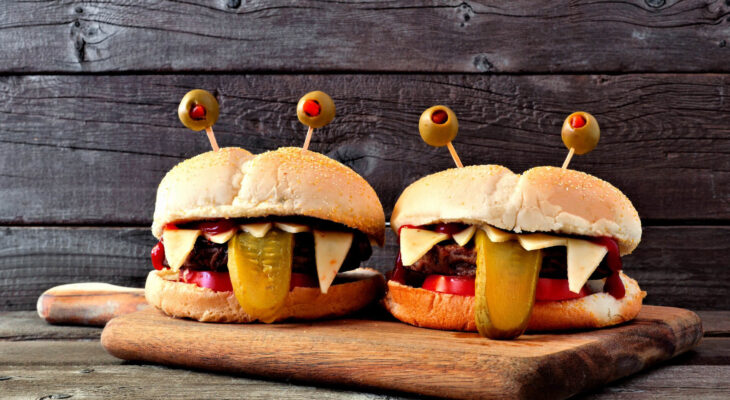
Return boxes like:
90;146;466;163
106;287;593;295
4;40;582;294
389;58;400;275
100;306;702;400
1;1;730;73
1;74;728;224
0;227;151;311
0;365;410;400
0;311;102;341
0;312;727;399
37;283;147;326
2;226;728;311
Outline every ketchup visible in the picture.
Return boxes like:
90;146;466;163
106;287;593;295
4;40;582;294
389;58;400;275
164;223;178;231
433;222;469;236
398;223;467;236
151;241;166;271
388;253;407;284
397;224;420;236
198;219;236;236
591;237;625;299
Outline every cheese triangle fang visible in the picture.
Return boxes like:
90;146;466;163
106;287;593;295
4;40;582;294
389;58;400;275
400;228;449;266
567;239;608;294
162;229;201;271
240;222;272;238
452;225;477;246
313;230;353;294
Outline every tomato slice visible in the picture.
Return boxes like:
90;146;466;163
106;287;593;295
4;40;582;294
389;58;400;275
535;278;589;301
290;272;319;289
421;274;475;296
180;270;233;292
180;269;317;293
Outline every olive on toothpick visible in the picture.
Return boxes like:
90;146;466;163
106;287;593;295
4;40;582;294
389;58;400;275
178;89;221;151
297;91;335;150
560;111;600;169
419;105;463;168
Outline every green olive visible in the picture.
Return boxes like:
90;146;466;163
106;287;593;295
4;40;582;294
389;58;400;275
561;112;600;155
419;105;458;147
178;89;220;131
297;91;335;129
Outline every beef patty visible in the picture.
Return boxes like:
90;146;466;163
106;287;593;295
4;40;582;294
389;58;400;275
403;242;611;279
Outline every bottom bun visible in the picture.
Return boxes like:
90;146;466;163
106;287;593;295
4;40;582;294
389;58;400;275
383;272;646;332
146;268;385;323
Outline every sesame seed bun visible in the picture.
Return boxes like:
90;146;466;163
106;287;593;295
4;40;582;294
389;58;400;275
391;165;641;255
146;268;385;323
152;147;385;246
383;272;645;332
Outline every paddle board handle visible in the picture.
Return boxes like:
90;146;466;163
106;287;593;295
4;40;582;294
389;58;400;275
37;283;148;326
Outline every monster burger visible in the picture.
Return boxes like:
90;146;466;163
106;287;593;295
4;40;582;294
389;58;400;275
146;146;386;323
384;164;645;338
383;107;645;339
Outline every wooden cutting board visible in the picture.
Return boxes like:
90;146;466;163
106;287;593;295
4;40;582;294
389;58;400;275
101;306;702;400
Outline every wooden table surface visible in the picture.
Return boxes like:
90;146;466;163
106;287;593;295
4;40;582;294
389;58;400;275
1;1;729;399
1;311;728;399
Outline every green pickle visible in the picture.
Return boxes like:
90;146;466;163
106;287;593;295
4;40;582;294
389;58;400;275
474;229;542;339
228;230;293;323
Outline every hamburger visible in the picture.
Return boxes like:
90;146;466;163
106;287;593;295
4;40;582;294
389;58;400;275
146;146;386;323
383;165;645;337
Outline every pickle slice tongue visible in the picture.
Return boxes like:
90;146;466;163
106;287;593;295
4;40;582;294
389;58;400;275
228;230;293;323
474;229;542;339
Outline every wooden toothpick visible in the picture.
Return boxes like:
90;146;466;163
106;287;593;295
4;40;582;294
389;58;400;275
561;147;575;169
447;142;463;168
302;126;314;151
205;127;220;152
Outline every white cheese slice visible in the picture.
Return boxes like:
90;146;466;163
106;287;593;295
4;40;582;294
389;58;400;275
275;222;310;233
400;228;449;266
162;229;201;271
482;225;515;243
566;239;608;294
518;234;567;251
203;228;236;244
452;225;477;247
240;222;272;238
313;230;353;294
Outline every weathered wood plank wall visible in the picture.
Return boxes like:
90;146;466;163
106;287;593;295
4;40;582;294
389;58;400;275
0;0;728;310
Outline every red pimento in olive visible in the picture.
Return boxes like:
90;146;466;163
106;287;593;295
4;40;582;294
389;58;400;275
189;104;206;120
431;110;448;124
302;99;321;117
569;114;586;128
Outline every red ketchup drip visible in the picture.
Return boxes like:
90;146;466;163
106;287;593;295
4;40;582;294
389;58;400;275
198;219;236;236
164;223;178;231
388;253;407;284
591;237;625;299
397;224;421;236
433;222;469;236
151;241;166;271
